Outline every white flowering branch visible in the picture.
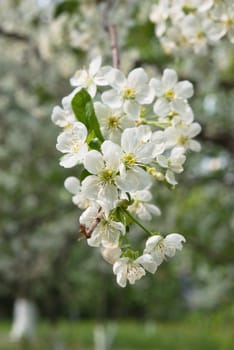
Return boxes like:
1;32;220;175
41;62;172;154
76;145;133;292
51;54;202;287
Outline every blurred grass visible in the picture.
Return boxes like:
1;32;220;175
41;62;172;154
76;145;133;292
0;311;233;350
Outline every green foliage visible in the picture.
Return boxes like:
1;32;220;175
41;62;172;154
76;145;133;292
54;0;79;18
0;314;234;350
72;88;104;143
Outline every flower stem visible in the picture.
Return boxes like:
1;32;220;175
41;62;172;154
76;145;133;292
144;120;167;128
122;208;152;236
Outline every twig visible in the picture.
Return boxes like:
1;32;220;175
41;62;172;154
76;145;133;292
102;0;120;68
106;24;120;69
79;208;103;239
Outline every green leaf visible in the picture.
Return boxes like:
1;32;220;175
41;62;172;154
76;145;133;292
71;89;104;143
79;169;91;183
54;0;79;18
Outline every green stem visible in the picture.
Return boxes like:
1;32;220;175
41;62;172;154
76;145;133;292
122;208;152;236
144;120;167;128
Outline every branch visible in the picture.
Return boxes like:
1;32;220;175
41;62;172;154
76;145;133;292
102;0;120;68
0;26;29;42
106;24;120;69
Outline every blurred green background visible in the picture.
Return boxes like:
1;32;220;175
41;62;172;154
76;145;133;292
0;1;234;349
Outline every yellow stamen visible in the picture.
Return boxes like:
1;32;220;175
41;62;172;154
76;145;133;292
123;88;136;100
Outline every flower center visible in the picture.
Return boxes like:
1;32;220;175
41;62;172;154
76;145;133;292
178;135;188;145
72;142;79;152
224;17;233;27
100;169;114;184
164;89;175;100
123;88;136;100
123;153;136;166
107;116;119;130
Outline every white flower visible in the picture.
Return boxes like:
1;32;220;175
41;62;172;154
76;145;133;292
150;69;194;106
101;246;122;264
153;98;194;124
113;257;146;288
113;253;158;287
64;176;89;209
150;1;170;37
70;56;109;97
102;67;154;119
94;102;134;143
79;206;125;248
82;140;121;213
144;233;186;266
211;3;234;44
128;190;161;221
157;147;186;185
164;122;201;152
135;253;158;274
51;95;76;128
56;122;88;168
116;126;154;192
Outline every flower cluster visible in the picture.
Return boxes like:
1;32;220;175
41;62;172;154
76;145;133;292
52;56;201;287
150;0;234;54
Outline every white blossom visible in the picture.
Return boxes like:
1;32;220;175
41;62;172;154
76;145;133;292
157;147;186;185
113;257;146;288
64;176;89;209
102;67;154;119
82;140;121;213
128;190;161;221
94;101;134;143
51;96;76;128
56;122;88;168
70;56;109;97
144;233;186;266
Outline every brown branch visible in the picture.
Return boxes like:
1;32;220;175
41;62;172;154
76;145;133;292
79;208;103;239
106;24;120;69
0;26;29;42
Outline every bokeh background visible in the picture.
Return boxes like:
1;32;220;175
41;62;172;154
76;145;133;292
0;1;234;349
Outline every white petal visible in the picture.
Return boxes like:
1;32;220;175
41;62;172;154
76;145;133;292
164;233;186;257
165;169;177;185
98;184;118;211
144;235;161;251
162;69;178;90
101;141;121;170
51;106;66;127
82;175;100;199
59;153;80;168
89;55;102;76
153;98;170;117
135;254;158;274
189;140;201;152
174;81;194;99
189;123;202;138
102;89;122;108
150;77;163;97
124;100;141;119
127;68;148;88
84;150;104;174
64;176;80;195
105;68;126;89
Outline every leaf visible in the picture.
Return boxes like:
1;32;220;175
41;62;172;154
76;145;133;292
79;169;91;183
54;0;79;18
71;89;104;143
